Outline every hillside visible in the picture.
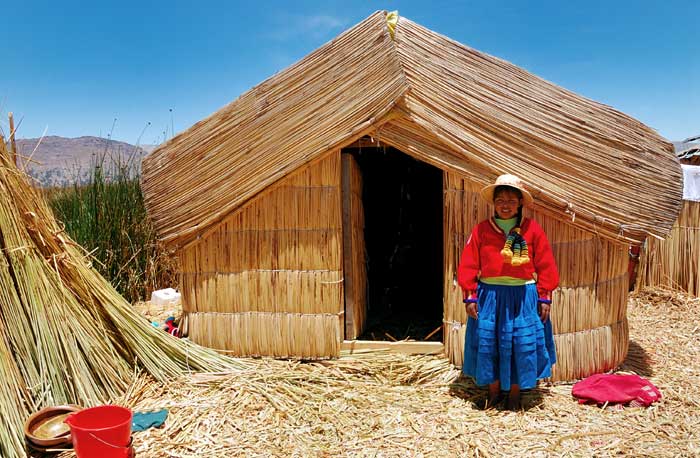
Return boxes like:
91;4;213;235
8;136;157;187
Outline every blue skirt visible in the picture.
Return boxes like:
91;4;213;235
462;282;556;390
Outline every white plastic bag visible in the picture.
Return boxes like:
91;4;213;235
150;288;181;306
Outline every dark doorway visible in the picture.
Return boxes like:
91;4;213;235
343;145;443;342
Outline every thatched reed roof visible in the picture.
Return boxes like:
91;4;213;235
142;11;682;247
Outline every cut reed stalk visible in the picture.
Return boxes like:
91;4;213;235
8;112;17;166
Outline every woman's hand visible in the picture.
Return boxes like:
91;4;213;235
464;291;478;319
465;302;478;319
538;301;550;323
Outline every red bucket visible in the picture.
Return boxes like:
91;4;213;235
64;405;133;458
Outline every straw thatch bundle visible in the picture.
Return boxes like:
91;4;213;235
143;11;681;249
0;142;245;458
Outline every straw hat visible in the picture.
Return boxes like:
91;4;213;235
480;174;534;207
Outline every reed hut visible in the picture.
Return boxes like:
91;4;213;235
142;11;682;381
638;138;700;296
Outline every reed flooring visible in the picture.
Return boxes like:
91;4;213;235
55;286;698;457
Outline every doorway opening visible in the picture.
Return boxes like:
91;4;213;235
342;145;443;342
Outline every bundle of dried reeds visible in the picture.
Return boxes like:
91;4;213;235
0;142;246;458
184;311;342;358
638;200;700;296
0;316;28;454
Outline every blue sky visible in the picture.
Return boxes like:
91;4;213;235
2;0;697;144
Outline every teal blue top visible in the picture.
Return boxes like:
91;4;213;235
494;216;517;234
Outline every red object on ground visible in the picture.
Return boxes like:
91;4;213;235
572;373;661;407
164;317;180;337
65;405;133;457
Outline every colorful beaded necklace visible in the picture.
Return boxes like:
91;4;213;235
491;210;531;266
501;225;530;266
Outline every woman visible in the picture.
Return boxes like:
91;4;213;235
458;174;558;410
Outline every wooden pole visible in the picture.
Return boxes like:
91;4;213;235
341;153;354;340
8;112;18;166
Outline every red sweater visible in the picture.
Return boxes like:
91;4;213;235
457;217;559;298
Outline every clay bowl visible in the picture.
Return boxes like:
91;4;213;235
24;404;82;448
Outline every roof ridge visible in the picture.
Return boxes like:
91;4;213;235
384;10;411;109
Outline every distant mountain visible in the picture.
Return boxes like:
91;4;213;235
7;136;159;187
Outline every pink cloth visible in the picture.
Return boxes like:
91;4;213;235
572;373;661;407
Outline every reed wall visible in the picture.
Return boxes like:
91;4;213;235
179;153;344;357
341;153;367;339
638;200;700;296
443;173;630;382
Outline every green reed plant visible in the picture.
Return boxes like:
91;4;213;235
47;153;177;303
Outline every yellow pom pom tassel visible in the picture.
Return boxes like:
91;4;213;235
510;242;522;266
501;248;513;261
519;244;530;265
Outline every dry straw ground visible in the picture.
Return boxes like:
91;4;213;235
63;288;699;457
